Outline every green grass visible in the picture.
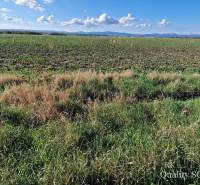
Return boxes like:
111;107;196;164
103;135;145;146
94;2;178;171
1;35;200;184
1;99;200;184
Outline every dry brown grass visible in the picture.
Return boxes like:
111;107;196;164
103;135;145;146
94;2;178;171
0;83;56;106
0;74;24;87
1;70;132;122
99;69;134;81
0;83;60;123
1;84;36;106
52;71;98;90
31;101;58;124
53;73;74;89
53;70;134;90
148;71;181;83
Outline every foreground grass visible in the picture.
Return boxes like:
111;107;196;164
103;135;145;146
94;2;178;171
1;70;200;184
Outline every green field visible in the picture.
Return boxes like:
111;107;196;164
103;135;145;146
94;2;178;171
1;34;200;72
1;35;200;185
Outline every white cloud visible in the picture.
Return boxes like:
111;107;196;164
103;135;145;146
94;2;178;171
61;18;84;26
96;13;119;24
136;23;151;28
62;13;135;27
37;15;55;24
83;17;98;26
5;0;44;11
0;8;12;13
1;14;23;22
119;14;135;26
158;19;171;27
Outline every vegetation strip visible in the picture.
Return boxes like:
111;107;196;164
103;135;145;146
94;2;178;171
1;69;200;184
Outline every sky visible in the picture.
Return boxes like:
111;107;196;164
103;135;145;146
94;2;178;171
0;0;199;34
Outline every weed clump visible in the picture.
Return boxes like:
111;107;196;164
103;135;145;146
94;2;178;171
56;100;88;121
0;74;24;89
69;78;118;102
96;103;129;131
0;104;31;127
0;126;33;156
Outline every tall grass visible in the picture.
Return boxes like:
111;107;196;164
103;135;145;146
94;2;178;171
1;70;200;184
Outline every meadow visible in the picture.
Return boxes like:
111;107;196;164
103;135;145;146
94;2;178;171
1;34;200;184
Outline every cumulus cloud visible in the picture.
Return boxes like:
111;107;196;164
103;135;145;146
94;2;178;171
62;13;135;27
4;0;44;11
119;13;135;26
83;17;98;26
37;15;55;24
96;13;119;24
62;18;84;25
158;19;171;27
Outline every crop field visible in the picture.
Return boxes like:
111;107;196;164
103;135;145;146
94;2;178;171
1;34;200;185
1;34;200;72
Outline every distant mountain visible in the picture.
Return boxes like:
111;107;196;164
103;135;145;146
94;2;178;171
1;29;200;38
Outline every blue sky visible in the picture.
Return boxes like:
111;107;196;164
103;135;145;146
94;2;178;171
0;0;199;34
